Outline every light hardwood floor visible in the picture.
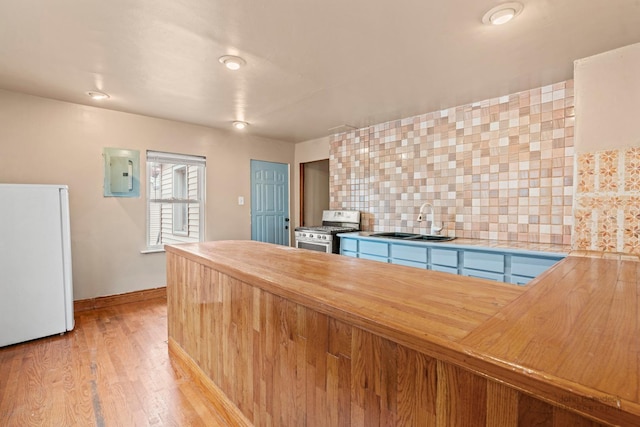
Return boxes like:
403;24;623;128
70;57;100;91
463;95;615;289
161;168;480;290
0;298;229;426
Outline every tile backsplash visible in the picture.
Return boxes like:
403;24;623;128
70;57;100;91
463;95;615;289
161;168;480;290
574;146;640;254
330;81;574;245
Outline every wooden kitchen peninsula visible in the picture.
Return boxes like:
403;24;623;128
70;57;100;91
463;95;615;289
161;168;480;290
166;240;639;426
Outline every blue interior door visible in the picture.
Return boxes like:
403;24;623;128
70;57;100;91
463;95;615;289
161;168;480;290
250;160;290;245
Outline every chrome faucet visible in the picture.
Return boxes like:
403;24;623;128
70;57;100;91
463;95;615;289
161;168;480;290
417;202;444;235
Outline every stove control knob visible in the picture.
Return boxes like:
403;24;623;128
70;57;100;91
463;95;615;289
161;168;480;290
323;235;327;240
309;234;314;238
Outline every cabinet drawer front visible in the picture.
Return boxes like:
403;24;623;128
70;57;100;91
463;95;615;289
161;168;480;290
359;240;389;257
342;250;358;258
431;264;458;275
392;245;427;262
463;251;505;273
340;238;358;252
511;256;560;277
359;253;389;263
510;274;533;286
392;259;427;269
431;248;458;267
463;268;504;282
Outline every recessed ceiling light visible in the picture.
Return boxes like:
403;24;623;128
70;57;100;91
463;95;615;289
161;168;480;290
86;91;109;100
232;121;249;130
482;2;523;25
218;55;246;71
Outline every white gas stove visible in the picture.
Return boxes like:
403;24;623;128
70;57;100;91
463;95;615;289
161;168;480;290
294;210;360;253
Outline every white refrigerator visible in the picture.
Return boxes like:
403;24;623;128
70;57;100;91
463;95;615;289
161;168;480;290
0;184;74;347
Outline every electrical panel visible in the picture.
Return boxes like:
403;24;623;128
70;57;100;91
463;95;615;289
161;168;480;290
103;148;140;197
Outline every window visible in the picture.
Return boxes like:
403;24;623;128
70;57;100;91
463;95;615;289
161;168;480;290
146;151;205;250
172;166;188;235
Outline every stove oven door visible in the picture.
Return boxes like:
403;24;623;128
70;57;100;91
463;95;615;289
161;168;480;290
295;239;332;253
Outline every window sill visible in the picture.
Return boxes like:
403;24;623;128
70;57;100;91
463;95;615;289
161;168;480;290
140;248;165;254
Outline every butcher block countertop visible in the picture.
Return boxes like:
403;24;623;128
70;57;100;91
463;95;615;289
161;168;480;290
166;240;640;425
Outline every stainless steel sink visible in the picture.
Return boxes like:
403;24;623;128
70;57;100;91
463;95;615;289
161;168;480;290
408;234;456;242
369;232;456;242
369;232;420;239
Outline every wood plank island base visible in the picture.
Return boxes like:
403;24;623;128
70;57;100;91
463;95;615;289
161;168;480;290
166;241;640;426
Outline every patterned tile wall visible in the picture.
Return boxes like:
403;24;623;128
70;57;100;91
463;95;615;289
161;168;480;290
330;81;575;245
574;147;640;254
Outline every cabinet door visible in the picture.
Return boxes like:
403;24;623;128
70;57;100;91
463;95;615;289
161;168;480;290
359;240;389;257
392;245;428;263
463;252;505;273
431;248;458;267
341;238;358;253
511;256;560;277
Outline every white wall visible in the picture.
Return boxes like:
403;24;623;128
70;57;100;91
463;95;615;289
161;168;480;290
0;89;294;300
575;42;640;153
293;136;330;227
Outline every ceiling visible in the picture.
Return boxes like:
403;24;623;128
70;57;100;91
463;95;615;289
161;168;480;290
1;0;639;143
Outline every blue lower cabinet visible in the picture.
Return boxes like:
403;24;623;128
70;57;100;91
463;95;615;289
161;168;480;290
462;252;505;282
431;248;458;267
390;244;428;269
359;240;389;257
392;245;427;263
336;233;565;286
511;256;559;277
463;251;505;273
340;238;358;253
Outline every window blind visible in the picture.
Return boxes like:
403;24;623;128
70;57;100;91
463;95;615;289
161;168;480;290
146;150;206;166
